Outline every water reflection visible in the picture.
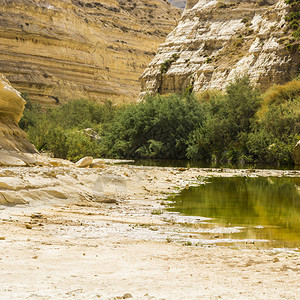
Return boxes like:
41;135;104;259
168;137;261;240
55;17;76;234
169;177;300;248
130;159;294;170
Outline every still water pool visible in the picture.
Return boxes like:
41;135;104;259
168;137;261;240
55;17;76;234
168;176;300;249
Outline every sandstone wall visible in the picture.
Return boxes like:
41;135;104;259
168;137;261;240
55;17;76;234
141;0;299;96
0;0;181;105
0;74;36;153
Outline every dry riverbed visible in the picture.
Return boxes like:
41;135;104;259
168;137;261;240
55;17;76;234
0;157;300;299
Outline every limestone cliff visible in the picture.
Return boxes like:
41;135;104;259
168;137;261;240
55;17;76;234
141;0;300;95
0;74;36;153
0;0;181;105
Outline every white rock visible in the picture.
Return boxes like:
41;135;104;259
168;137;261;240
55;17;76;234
91;159;106;168
75;156;93;168
0;152;26;167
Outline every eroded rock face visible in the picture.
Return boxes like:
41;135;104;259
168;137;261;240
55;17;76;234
141;0;299;96
0;0;181;105
0;74;36;153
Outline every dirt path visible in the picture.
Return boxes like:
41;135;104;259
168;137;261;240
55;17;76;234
0;162;299;299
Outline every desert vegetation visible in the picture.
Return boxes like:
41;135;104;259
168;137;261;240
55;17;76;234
20;77;300;165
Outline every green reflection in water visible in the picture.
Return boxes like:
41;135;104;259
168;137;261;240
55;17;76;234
169;177;300;248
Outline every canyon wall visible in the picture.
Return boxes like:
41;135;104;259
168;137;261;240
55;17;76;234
0;0;181;105
0;74;36;153
141;0;299;96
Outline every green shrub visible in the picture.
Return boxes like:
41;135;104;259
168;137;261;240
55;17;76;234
20;98;115;161
102;93;206;159
247;81;300;165
160;53;180;74
20;78;299;166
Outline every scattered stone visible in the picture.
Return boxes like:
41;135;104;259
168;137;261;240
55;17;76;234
32;255;38;259
0;237;5;240
25;224;32;229
75;156;93;168
95;198;118;204
91;159;106;168
31;213;43;219
49;161;62;167
273;257;280;263
123;293;133;299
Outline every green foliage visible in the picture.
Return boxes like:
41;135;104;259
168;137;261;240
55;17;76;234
20;98;115;161
284;0;300;52
247;99;299;165
102;93;206;159
160;53;180;74
206;57;212;63
187;77;262;163
20;78;300;166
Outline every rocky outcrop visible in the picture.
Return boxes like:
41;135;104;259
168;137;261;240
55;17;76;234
0;0;181;106
0;74;36;154
141;0;299;96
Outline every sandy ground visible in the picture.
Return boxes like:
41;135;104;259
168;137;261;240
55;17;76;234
0;160;300;299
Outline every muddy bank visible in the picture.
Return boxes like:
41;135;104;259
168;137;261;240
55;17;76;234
0;160;299;299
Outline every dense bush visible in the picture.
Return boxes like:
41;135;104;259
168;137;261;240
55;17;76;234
102;93;206;159
20;77;300;165
20;98;115;161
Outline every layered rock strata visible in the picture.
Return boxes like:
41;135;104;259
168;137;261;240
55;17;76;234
141;0;299;95
0;0;181;105
0;74;36;156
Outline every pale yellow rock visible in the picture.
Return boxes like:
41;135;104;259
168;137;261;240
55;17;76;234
0;0;181;105
0;152;27;167
91;159;106;168
140;0;299;96
0;75;37;154
76;156;94;168
0;191;27;205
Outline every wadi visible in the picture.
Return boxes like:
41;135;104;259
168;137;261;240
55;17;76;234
0;0;299;299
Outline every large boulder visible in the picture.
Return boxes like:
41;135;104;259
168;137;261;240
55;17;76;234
294;141;300;165
0;74;37;154
75;156;93;168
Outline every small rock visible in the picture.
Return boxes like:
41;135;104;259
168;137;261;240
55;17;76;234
91;159;106;168
273;257;280;263
31;213;43;219
0;237;5;240
32;255;38;259
75;156;93;168
49;161;62;167
25;224;32;229
98;198;118;204
123;293;133;299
